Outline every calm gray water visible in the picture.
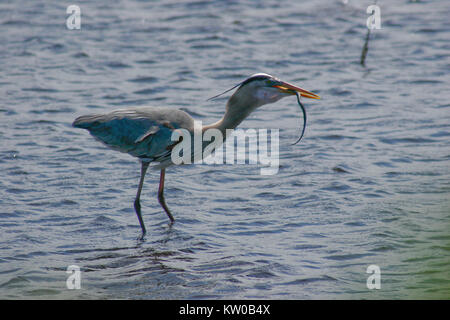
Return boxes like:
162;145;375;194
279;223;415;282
0;0;449;299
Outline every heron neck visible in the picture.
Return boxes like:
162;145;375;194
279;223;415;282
202;92;258;135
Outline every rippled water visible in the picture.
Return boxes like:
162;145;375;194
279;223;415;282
1;0;449;299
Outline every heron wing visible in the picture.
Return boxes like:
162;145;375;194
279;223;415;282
73;107;194;162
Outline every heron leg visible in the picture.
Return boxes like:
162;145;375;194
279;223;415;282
134;161;149;235
158;169;175;223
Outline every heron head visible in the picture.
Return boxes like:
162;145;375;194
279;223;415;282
234;73;320;107
207;73;321;144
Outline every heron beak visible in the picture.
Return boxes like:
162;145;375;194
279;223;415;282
273;81;320;99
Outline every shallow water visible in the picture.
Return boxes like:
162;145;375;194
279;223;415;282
0;0;449;299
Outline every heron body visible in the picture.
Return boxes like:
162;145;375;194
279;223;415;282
73;73;320;236
73;107;195;167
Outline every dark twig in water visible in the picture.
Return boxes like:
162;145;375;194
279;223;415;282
361;0;378;67
360;28;371;67
292;92;307;145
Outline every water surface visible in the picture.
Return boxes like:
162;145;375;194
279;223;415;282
0;0;449;299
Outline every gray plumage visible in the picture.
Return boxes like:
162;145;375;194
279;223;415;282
73;107;194;166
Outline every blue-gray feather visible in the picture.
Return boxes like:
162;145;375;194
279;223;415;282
73;107;194;162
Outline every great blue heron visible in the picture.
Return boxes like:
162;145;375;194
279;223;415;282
72;73;320;236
